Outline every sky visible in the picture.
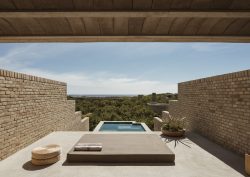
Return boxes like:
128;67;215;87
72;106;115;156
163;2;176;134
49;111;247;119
0;42;250;95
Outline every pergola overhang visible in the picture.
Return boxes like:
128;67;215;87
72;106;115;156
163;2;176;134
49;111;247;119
0;0;250;42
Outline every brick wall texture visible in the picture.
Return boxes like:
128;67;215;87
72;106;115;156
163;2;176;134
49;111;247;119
168;100;182;118
169;70;250;154
0;69;88;160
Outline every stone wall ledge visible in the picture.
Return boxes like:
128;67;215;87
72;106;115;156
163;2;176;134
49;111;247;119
81;117;89;131
153;117;163;131
169;100;178;103
0;69;66;86
179;69;250;85
75;111;81;114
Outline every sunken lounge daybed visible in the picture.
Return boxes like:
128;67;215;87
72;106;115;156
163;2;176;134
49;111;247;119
67;134;175;163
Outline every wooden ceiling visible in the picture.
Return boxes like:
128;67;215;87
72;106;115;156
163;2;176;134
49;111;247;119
0;0;250;42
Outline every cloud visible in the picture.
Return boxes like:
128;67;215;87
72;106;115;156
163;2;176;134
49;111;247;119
0;43;183;69
0;43;92;70
19;68;177;95
0;43;179;94
0;44;40;69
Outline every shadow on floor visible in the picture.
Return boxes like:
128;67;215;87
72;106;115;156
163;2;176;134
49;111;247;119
22;160;52;171
160;135;192;148
186;132;248;177
62;160;175;167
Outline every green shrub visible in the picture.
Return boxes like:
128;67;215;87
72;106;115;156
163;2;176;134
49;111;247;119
69;93;177;131
162;114;185;132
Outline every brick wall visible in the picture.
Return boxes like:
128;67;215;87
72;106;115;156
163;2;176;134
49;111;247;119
0;69;88;160
171;70;250;154
168;100;182;118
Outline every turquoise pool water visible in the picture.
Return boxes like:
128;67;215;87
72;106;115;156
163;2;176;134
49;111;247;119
99;122;145;132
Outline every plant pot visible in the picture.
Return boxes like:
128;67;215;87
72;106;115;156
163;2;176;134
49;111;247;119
246;153;250;175
161;128;185;137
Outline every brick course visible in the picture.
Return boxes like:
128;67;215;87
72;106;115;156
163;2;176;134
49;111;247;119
169;70;250;154
0;69;88;160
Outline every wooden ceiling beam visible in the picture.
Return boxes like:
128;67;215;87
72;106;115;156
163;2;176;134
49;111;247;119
0;36;250;43
0;11;250;18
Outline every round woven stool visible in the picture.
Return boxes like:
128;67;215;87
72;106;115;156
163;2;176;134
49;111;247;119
31;155;60;166
31;144;61;165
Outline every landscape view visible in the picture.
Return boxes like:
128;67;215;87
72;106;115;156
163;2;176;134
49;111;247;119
0;0;250;175
68;93;178;130
1;43;250;176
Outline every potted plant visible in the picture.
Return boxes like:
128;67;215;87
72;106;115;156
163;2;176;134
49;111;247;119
246;153;250;175
161;114;186;137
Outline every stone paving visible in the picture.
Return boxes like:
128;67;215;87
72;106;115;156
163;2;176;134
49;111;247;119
0;131;247;177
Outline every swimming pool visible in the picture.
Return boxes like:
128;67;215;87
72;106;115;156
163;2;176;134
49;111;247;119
94;121;150;132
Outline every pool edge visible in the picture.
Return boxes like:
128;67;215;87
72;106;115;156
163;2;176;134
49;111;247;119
93;121;151;132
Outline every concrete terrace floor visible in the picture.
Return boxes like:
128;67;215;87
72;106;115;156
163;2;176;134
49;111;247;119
0;131;247;177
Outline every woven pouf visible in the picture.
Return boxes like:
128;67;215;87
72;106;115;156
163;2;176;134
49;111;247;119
32;155;60;166
31;144;61;165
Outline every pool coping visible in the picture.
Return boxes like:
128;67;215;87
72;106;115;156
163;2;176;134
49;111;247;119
93;121;151;132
